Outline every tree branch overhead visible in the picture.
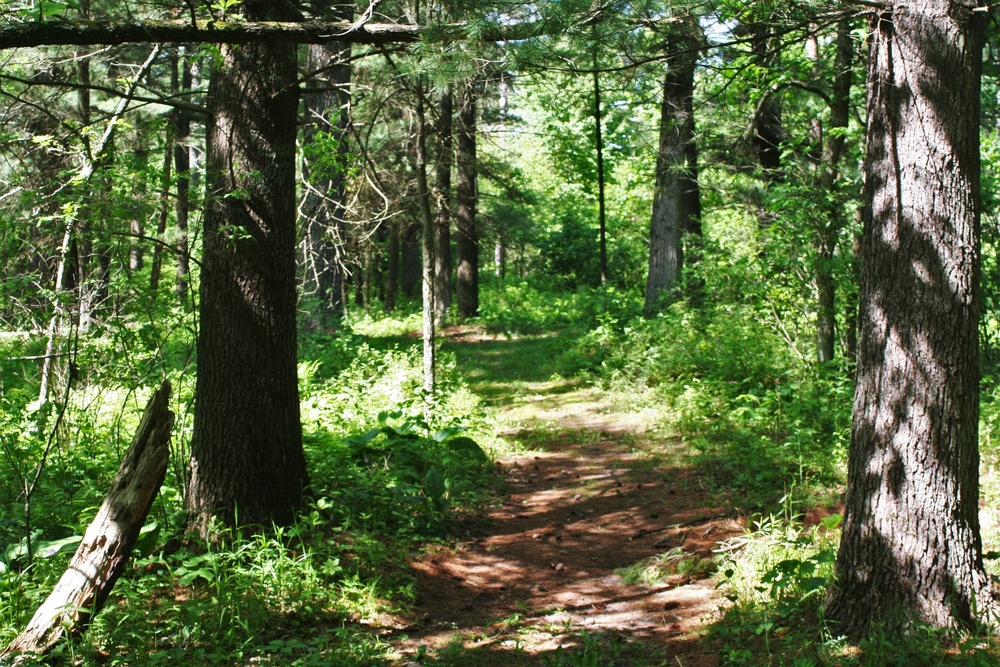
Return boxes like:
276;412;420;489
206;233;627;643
0;17;549;49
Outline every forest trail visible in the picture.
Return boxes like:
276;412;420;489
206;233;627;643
391;328;745;666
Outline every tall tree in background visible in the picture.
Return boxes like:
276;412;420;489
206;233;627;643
813;18;853;363
592;52;609;285
644;20;700;315
455;78;479;319
301;0;352;325
826;0;995;634
745;11;783;182
186;0;308;531
433;85;453;326
173;47;195;300
415;81;437;397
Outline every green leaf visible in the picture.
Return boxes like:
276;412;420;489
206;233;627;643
801;576;828;593
424;466;447;501
432;426;464;442
39;1;69;17
134;522;160;558
4;530;41;564
446;436;488;462
35;534;82;559
178;568;214;586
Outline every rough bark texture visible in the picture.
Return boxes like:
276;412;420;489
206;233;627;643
433;87;453;327
455;80;478;319
186;0;308;532
826;0;995;636
645;28;698;315
3;382;173;658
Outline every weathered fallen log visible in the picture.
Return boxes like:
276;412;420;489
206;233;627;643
2;381;174;660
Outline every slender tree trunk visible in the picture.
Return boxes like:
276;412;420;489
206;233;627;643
814;18;853;364
415;83;436;398
494;241;506;279
129;220;143;272
127;144;148;273
845;229;861;365
174;48;193;300
645;27;699;315
814;243;837;362
385;218;399;312
186;0;308;533
433;86;453;327
683;112;704;302
826;0;995;635
592;59;608;285
75;52;101;328
455;79;478;319
362;241;372;313
150;120;173;294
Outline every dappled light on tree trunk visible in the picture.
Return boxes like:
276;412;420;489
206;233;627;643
826;0;996;635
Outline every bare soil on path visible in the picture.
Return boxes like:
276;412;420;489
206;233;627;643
390;329;746;666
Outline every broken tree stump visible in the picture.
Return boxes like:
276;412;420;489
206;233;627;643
2;381;174;660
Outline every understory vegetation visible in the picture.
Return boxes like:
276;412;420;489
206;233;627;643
5;260;1000;664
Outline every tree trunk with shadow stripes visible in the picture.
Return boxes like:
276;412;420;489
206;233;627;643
826;0;996;636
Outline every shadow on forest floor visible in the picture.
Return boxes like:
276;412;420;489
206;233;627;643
383;326;744;666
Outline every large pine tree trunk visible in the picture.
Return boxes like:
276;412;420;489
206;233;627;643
186;0;308;533
455;80;479;319
826;0;995;635
645;28;698;315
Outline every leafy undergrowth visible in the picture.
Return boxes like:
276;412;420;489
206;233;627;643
5;282;1000;665
571;300;852;514
710;511;1000;667
0;317;505;666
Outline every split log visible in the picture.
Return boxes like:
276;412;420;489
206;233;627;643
2;381;174;660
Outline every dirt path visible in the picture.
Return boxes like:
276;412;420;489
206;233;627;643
392;330;745;666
